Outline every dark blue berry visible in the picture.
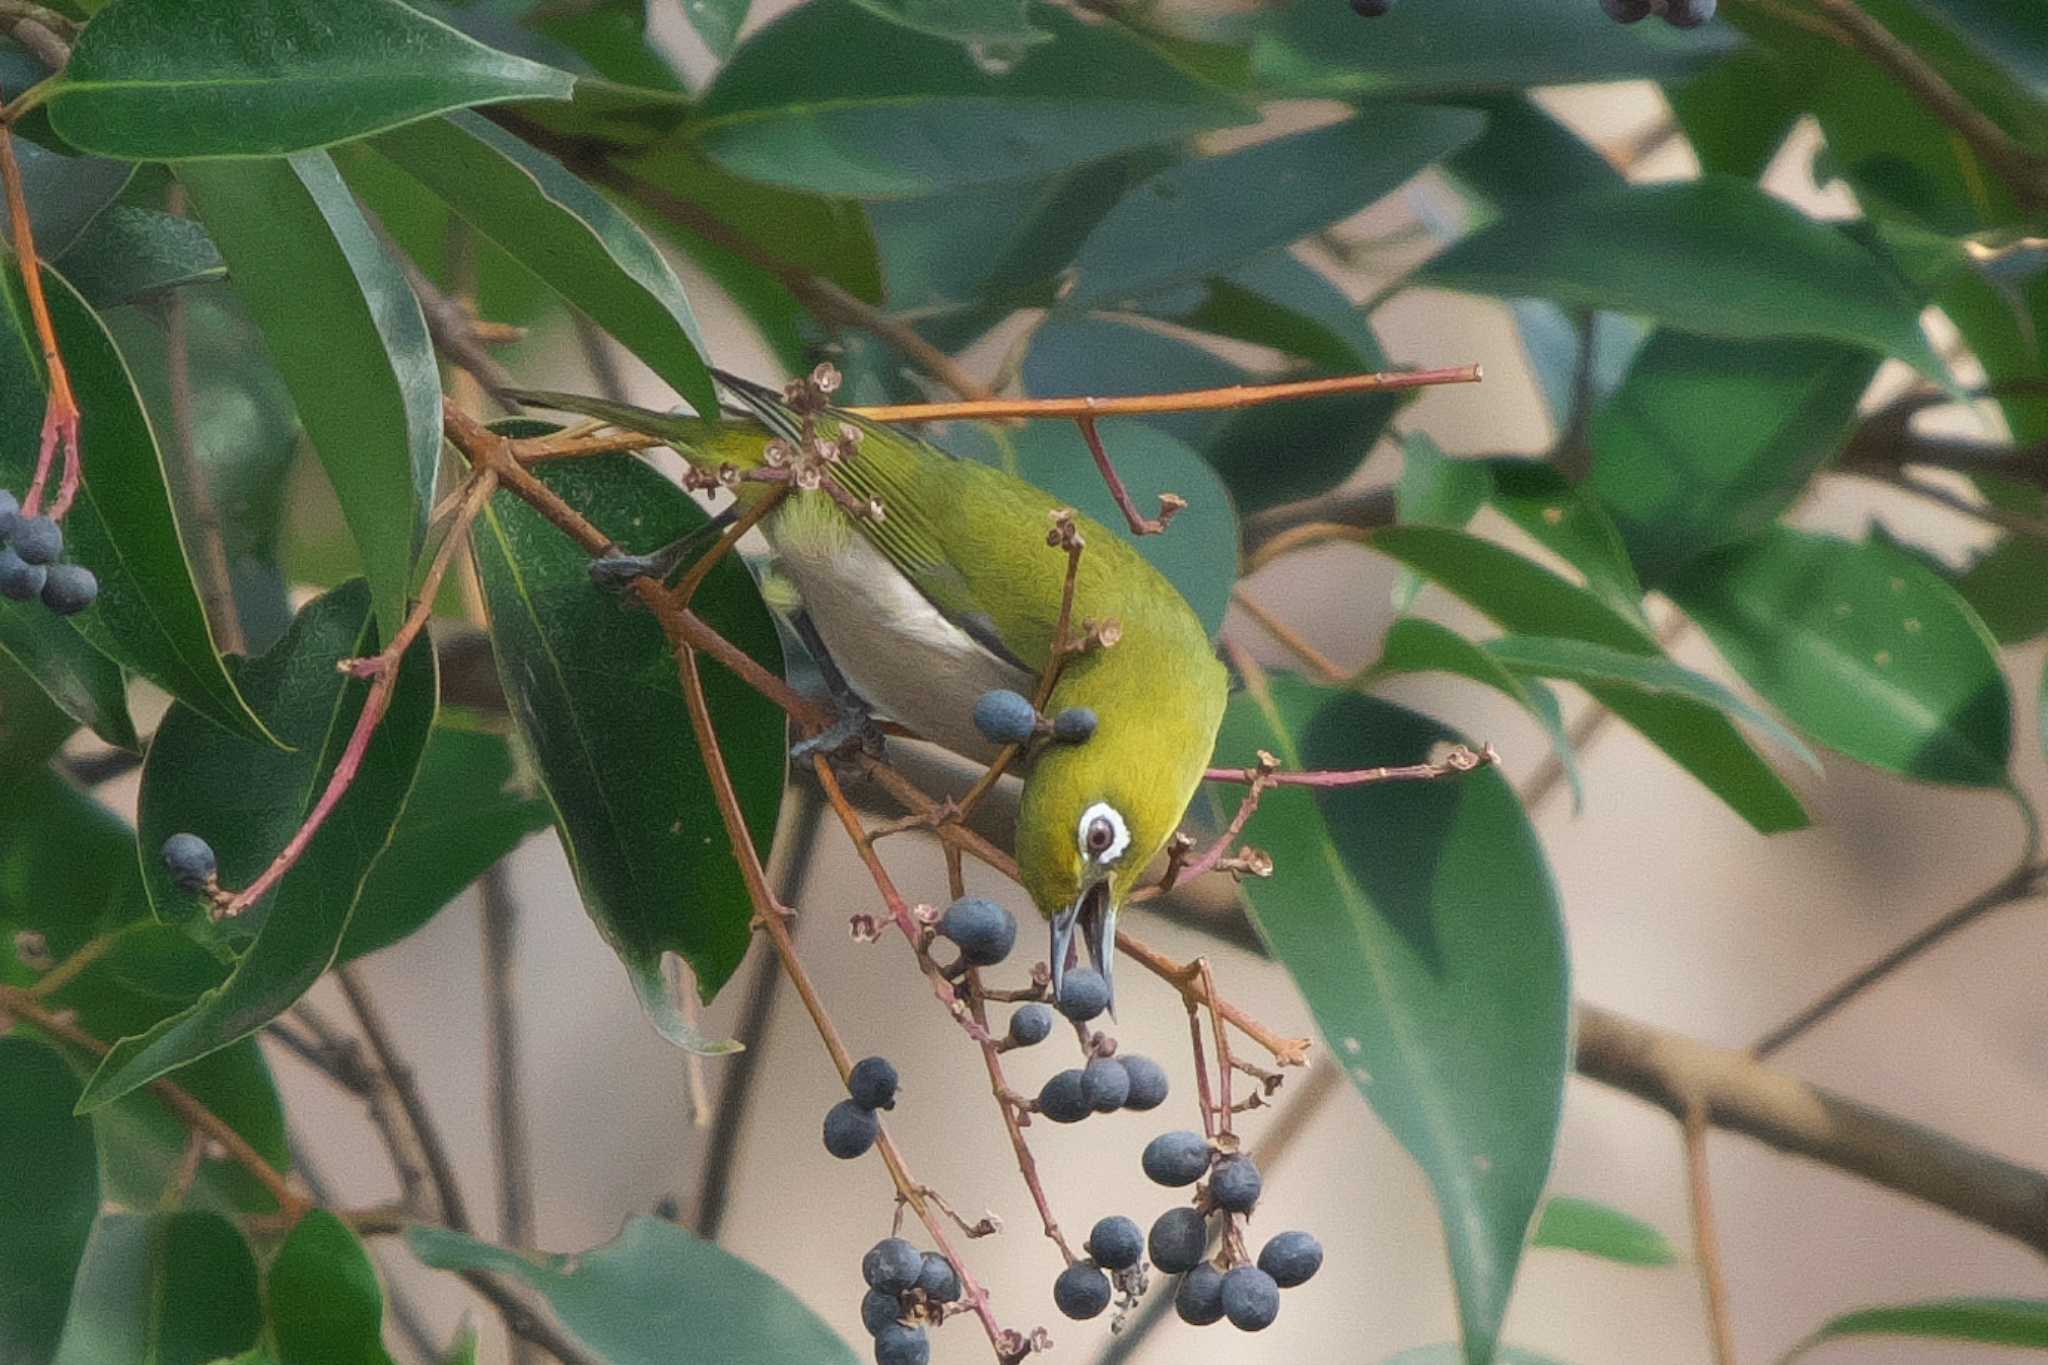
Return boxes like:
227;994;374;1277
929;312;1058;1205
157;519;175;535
1056;967;1110;1022
1257;1230;1323;1288
160;832;217;890
848;1056;899;1110
1141;1131;1210;1187
824;1099;879;1159
39;563;96;616
1221;1265;1280;1331
1175;1263;1225;1325
0;548;43;601
917;1250;961;1302
1082;1057;1129;1112
972;688;1038;746
1600;0;1651;19
861;1288;902;1336
1086;1215;1143;1271
873;1322;929;1365
1350;0;1392;13
1210;1156;1262;1214
1038;1068;1090;1124
1051;707;1097;744
1052;1262;1111;1320
1007;1003;1053;1047
1663;0;1714;26
862;1238;924;1295
1148;1206;1208;1274
0;488;18;540
939;896;1015;966
1120;1055;1168;1111
11;515;59;566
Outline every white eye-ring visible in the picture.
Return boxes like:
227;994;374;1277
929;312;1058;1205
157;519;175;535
1078;802;1129;865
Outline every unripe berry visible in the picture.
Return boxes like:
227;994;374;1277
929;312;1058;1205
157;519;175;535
848;1055;899;1110
1056;967;1110;1022
1051;707;1097;743
1210;1156;1262;1214
1221;1265;1281;1331
1258;1230;1323;1288
862;1238;924;1295
873;1322;929;1365
1119;1055;1168;1111
861;1288;902;1336
1085;1215;1143;1271
11;515;60;566
824;1100;879;1159
971;688;1038;746
1175;1263;1225;1325
1052;1262;1111;1320
1007;1003;1053;1047
160;832;218;890
38;563;97;616
1038;1069;1091;1124
1081;1057;1129;1112
917;1251;961;1302
1148;1206;1208;1274
939;896;1015;966
1141;1130;1210;1187
0;548;44;602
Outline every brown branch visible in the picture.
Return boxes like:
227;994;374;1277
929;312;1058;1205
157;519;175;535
1075;414;1183;536
335;966;474;1235
1230;587;1349;684
1683;1105;1739;1365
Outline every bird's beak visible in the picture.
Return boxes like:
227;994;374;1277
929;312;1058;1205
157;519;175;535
1049;878;1117;1012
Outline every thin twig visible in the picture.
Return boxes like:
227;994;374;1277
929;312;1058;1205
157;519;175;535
1684;1104;1739;1365
1074;414;1183;536
1230;587;1350;684
0;113;79;519
335;965;474;1235
477;863;539;1296
849;365;1482;423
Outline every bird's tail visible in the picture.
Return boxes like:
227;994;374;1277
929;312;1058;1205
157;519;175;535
502;387;777;475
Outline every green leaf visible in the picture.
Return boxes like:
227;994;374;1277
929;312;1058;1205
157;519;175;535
0;1038;99;1365
52;1213;262;1365
1785;1298;2048;1360
0;604;135;751
0;266;272;745
365;111;715;417
179;153;440;640
1370;524;1808;832
1669;528;2011;787
1956;535;2048;644
1667;48;1803;179
46;0;574;159
3;138;132;259
57;206;225;309
1903;0;2048;96
1393;432;1488;610
1215;679;1568;1365
1483;459;1645;621
338;719;553;962
268;1211;397;1365
1587;332;1878;587
409;1218;861;1365
851;0;1048;48
0;768;145;959
1384;1346;1571;1365
1366;616;1582;811
1532;1195;1677;1267
1417;177;1944;376
1249;0;1732;99
1167;249;1386;374
692;0;1248;198
469;459;783;1041
1443;95;1621;209
0;650;80;767
1062;107;1485;310
82;580;437;1110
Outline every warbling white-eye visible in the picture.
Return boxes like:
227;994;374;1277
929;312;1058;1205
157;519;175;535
512;371;1228;1008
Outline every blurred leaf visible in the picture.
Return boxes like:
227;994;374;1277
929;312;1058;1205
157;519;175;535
1365;616;1581;811
1383;1347;1570;1365
410;1218;862;1365
1900;0;2048;96
367;111;715;416
57;206;224;308
338;720;552;962
1587;332;1877;587
1370;524;1808;832
1785;1298;2048;1359
268;1211;396;1365
1668;48;1802;179
84;581;437;1111
1215;679;1568;1365
0;1038;99;1365
1023;315;1245;458
46;0;574;158
1444;96;1620;209
52;1213;262;1365
1167;249;1384;374
0;605;135;750
680;0;748;59
692;0;1247;197
852;0;1047;47
469;459;783;1040
0;266;271;745
1532;1195;1676;1267
0;768;144;960
2;138;132;258
530;0;684;90
0;650;79;767
1062;107;1484;310
437;1326;479;1365
1509;305;1647;434
1249;0;1731;98
1941;260;2048;447
1670;528;2011;787
1418;177;1943;376
1484;459;1645;621
1955;535;2048;644
1393;432;1488;610
180;152;440;639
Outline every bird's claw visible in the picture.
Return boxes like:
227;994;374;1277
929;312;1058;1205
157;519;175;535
790;704;886;768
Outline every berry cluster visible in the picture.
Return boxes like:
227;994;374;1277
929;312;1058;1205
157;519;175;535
0;490;96;615
1033;1050;1167;1124
824;1055;900;1160
1140;1134;1320;1332
1600;0;1715;27
859;1236;962;1365
971;688;1097;750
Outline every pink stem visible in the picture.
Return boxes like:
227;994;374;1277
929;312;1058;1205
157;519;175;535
1074;415;1184;537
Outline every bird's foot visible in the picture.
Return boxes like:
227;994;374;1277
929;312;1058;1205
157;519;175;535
587;510;739;597
790;698;886;768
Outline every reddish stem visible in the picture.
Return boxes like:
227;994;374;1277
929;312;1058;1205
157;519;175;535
1075;415;1183;536
0;116;80;520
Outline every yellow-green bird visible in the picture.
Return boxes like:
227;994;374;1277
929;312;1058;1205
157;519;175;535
513;371;1228;1007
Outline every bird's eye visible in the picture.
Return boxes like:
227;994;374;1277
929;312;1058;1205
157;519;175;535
1077;802;1129;864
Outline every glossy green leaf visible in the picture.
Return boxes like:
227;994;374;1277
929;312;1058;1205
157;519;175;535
1669;528;2011;787
0;266;270;745
46;0;574;159
1370;524;1808;832
1215;678;1568;1365
410;1218;861;1365
82;581;437;1111
1249;0;1731;98
0;604;135;750
0;651;78;767
1785;1298;2048;1360
366;111;715;416
1532;1195;1676;1267
1366;616;1582;811
338;720;553;962
57;206;225;308
0;1038;99;1365
3;139;132;259
692;0;1248;197
0;768;145;961
1484;459;1645;621
469;459;783;1042
1417;177;1943;376
1062;107;1484;310
269;1211;397;1365
52;1213;261;1365
1956;535;2048;644
1587;332;1878;587
851;0;1047;47
179;153;440;639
